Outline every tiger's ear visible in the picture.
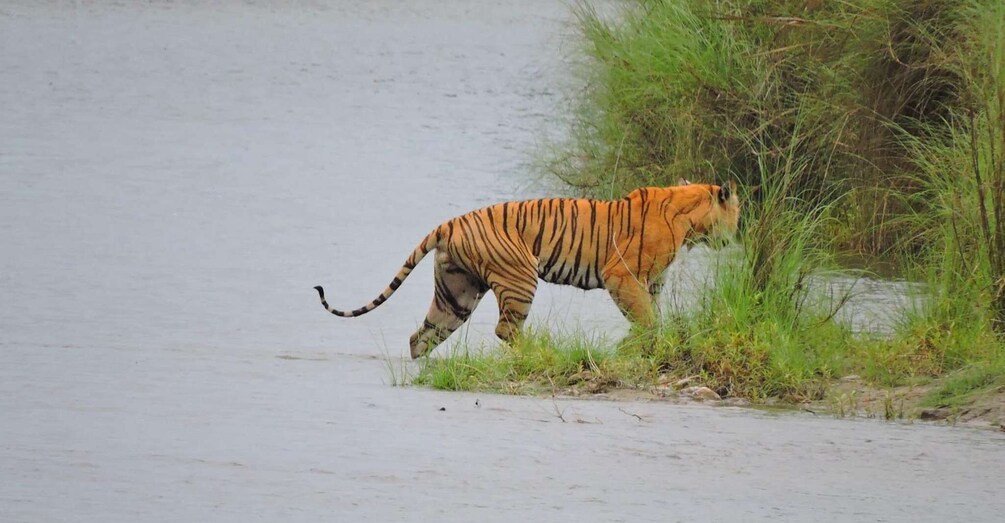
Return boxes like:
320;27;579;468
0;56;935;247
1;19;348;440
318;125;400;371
676;177;691;186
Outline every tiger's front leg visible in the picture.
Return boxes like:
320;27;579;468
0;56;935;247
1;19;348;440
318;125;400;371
485;267;538;344
603;267;657;328
409;252;487;359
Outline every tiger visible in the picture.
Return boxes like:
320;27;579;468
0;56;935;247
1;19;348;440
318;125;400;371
314;180;740;358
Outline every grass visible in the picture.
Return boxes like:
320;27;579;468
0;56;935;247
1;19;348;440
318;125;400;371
413;328;624;395
407;0;1005;424
921;358;1005;409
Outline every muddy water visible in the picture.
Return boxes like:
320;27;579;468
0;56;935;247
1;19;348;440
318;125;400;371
1;1;1003;521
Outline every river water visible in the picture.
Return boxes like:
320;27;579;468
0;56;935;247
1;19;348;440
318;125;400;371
1;1;1003;521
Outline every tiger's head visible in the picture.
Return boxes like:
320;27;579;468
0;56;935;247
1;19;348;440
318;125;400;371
684;180;740;247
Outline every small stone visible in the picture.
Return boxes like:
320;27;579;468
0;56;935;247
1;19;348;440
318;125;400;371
438;407;446;412
840;375;861;382
688;386;721;401
722;397;750;407
919;408;951;420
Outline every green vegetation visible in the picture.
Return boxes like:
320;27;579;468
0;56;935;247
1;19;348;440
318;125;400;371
412;328;621;394
411;0;1005;422
921;358;1005;409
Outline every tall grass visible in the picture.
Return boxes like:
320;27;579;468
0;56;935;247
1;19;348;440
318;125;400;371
957;0;1005;333
546;0;1005;403
877;0;1005;400
555;0;962;256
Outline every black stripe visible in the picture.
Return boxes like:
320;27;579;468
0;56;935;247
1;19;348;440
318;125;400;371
516;202;528;234
625;198;633;233
572;245;583;282
532;206;547;256
588;200;597;242
435;278;469;318
593;241;604;287
542;233;565;274
636;199;648;274
550;199;562;238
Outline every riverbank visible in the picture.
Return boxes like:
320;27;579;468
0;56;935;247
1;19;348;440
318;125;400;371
411;335;1005;431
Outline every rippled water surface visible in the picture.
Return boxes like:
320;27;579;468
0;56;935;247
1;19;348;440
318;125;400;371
2;2;1003;521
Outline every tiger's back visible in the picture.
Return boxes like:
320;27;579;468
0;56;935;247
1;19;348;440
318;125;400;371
444;184;737;289
441;197;616;291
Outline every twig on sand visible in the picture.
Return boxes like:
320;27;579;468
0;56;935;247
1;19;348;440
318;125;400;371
545;377;602;424
618;407;649;422
548;377;568;423
552;397;568;423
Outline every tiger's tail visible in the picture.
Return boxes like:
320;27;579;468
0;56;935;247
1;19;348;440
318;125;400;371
314;226;442;318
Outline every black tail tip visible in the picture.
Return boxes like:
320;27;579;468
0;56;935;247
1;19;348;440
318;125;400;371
313;285;325;298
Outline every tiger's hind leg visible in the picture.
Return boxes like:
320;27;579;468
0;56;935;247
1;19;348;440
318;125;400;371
409;252;487;359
